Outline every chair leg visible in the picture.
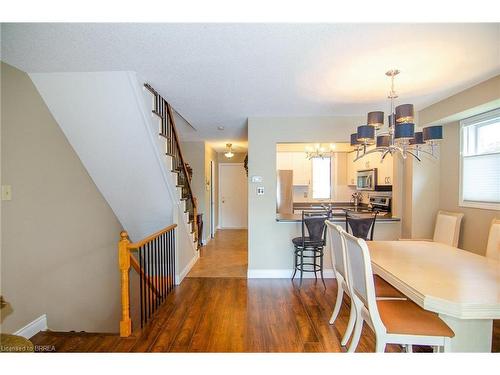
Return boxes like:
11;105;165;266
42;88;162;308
443;337;452;353
341;299;356;346
329;282;344;325
347;310;363;353
299;249;304;288
319;249;326;289
375;340;387;353
291;247;297;280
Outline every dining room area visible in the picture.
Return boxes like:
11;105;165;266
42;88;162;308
247;70;500;353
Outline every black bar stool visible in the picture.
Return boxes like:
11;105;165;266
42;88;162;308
345;211;379;241
292;210;329;288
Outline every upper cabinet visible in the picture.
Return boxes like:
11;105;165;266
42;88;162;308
276;152;311;186
276;152;293;170
346;150;393;186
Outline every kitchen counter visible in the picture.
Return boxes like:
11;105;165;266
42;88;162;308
276;212;400;222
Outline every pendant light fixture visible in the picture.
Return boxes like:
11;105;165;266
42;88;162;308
224;143;234;159
349;70;444;161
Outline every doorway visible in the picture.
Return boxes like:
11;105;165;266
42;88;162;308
218;163;248;229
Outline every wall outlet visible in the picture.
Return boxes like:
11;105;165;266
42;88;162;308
256;187;264;195
1;185;12;201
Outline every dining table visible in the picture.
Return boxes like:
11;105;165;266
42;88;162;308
368;240;500;352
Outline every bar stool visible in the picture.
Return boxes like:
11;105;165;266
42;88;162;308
291;210;329;288
345;211;379;241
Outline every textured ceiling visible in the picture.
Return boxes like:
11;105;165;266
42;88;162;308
2;23;499;146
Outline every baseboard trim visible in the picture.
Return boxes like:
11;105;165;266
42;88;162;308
247;269;336;279
13;314;48;339
175;252;200;285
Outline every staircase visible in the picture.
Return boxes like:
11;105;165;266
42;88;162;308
28;71;201;337
144;83;199;246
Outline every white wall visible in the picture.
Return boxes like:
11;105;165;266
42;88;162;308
248;116;403;274
29;71;174;242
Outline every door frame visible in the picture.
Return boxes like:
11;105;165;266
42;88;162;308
218;163;247;229
210;160;216;238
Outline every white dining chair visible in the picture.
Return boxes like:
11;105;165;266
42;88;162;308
433;211;464;247
485;218;500;261
400;210;464;248
341;230;454;353
326;221;406;347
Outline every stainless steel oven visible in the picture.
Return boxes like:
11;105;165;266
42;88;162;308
357;169;377;191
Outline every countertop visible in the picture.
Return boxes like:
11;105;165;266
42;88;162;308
276;211;400;223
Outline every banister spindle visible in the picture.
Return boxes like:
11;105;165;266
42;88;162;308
119;231;132;337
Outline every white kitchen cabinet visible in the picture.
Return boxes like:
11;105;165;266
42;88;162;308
347;151;357;186
276;152;311;186
346;149;393;186
276;152;293;170
377;154;393;185
291;152;311;185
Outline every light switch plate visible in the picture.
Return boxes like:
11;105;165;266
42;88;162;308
256;187;264;195
1;185;12;201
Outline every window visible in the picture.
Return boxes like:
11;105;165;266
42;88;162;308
460;108;500;210
312;157;331;199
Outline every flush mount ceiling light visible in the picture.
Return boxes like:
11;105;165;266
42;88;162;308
349;69;443;162
305;143;335;159
217;126;225;131
224;143;234;158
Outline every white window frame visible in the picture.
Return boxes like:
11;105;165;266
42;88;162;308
459;108;500;210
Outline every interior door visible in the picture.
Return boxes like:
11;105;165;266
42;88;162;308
219;164;248;228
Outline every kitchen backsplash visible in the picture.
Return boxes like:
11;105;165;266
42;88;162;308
292;184;356;203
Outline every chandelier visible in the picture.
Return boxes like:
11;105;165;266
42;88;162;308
224;143;234;158
305;143;335;159
350;69;443;162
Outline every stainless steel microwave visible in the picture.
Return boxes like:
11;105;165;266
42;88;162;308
357;169;377;191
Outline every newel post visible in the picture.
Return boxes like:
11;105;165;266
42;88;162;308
119;230;132;337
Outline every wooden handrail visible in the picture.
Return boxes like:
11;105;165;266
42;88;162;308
128;224;177;249
144;83;199;247
119;224;177;337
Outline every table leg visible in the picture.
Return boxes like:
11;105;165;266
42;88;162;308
439;314;492;352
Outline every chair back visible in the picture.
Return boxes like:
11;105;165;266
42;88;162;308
341;230;384;328
301;211;328;242
345;211;378;241
326;221;347;279
485;218;500;260
433;210;464;247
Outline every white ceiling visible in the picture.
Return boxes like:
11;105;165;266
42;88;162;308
2;23;499;147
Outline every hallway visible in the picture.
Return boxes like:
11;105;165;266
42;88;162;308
187;229;248;278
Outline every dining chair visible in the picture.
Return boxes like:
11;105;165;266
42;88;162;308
485;218;500;261
325;222;406;347
433;210;464;247
400;210;464;248
341;230;454;353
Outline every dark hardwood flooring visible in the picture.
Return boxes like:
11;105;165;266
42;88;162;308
31;277;500;353
30;230;500;353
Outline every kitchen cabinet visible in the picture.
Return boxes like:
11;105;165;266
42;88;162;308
346;149;393;186
276;152;311;186
276;152;293;170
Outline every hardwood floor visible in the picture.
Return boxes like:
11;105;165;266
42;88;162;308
30;277;500;353
187;229;248;278
29;230;500;353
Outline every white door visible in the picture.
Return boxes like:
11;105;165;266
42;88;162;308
219;164;248;228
